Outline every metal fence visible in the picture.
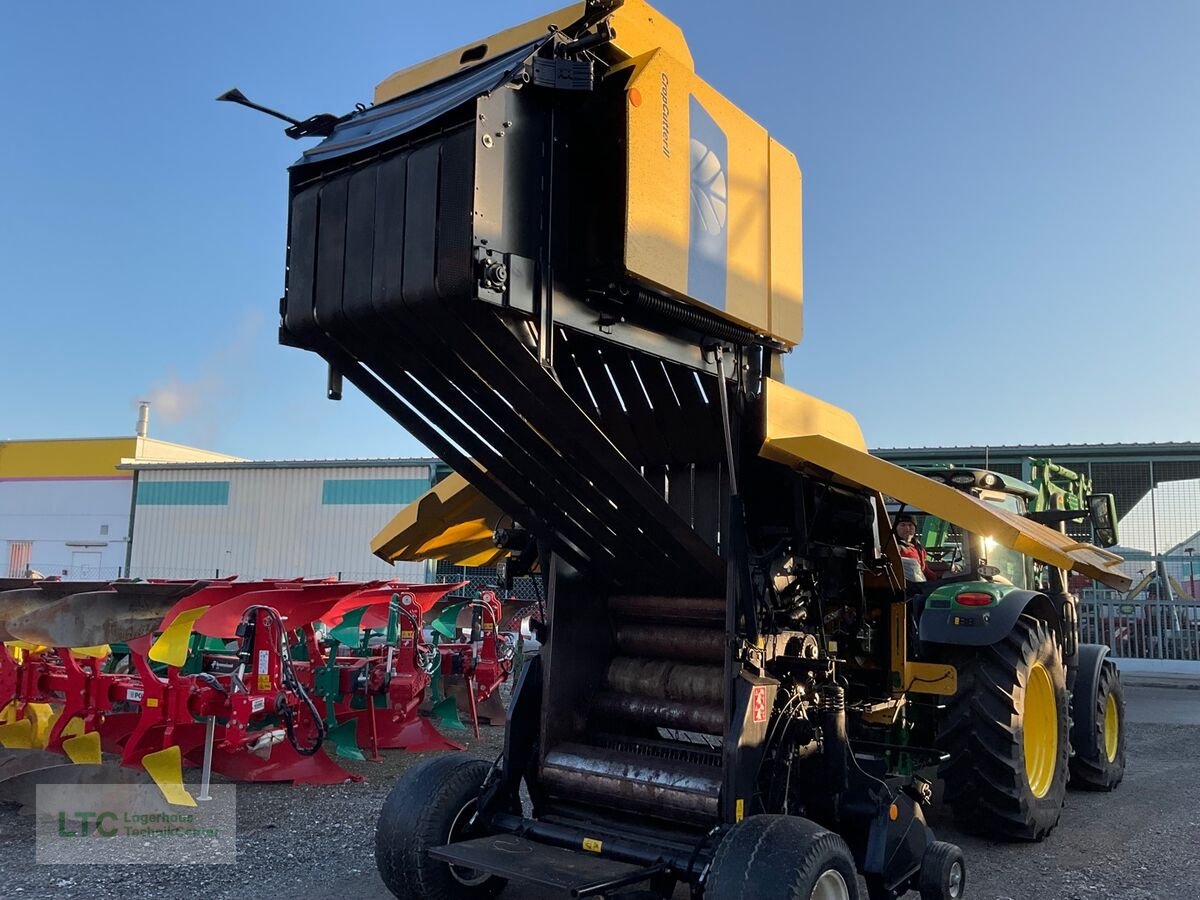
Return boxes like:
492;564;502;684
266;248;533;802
1080;590;1200;661
21;561;126;581
434;561;544;602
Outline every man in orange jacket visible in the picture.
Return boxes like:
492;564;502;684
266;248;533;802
895;514;937;582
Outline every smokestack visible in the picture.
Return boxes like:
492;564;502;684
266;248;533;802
136;401;151;438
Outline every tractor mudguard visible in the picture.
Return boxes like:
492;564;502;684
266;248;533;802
1069;643;1110;750
920;588;1059;647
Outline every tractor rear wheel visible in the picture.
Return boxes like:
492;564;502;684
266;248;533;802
375;753;505;900
705;815;860;900
1069;656;1126;790
937;614;1069;841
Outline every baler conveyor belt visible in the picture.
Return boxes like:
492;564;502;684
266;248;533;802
300;294;723;590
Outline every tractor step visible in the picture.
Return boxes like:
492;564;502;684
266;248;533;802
430;834;657;896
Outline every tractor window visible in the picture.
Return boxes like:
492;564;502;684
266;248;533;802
980;537;1028;588
980;491;1024;515
979;491;1029;587
918;516;966;575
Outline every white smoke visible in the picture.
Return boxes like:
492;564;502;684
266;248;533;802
134;311;265;444
144;372;222;425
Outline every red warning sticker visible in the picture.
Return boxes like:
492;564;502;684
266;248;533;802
751;685;769;723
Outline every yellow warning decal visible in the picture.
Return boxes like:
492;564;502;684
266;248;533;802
257;675;271;691
582;837;603;853
735;798;744;822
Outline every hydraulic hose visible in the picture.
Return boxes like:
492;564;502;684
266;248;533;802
242;605;326;757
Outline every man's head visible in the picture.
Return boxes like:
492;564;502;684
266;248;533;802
895;514;917;540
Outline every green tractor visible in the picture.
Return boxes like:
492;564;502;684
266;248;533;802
896;460;1126;841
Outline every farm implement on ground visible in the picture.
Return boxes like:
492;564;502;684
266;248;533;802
0;576;518;806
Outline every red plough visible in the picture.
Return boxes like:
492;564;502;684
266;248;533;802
0;577;522;799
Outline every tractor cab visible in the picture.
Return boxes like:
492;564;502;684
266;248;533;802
890;467;1040;590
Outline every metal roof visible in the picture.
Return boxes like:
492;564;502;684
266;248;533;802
119;457;440;471
873;442;1200;459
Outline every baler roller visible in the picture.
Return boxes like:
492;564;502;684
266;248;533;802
607;595;725;626
612;624;724;664
541;742;720;825
604;658;724;706
589;691;724;737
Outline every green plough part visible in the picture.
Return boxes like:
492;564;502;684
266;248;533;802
428;666;445;703
431;602;468;640
325;719;365;761
330;607;369;647
432;696;465;731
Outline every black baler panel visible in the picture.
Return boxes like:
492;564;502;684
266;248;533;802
284;124;476;349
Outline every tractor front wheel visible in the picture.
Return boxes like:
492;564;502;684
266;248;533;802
375;753;505;900
938;614;1070;841
1069;654;1126;790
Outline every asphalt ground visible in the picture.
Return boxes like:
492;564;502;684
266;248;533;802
1;685;1197;900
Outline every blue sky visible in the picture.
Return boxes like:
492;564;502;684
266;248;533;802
2;1;1196;459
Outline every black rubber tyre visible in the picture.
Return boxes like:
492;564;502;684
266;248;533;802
937;614;1070;841
1069;658;1127;791
705;815;861;900
919;841;966;900
375;753;505;900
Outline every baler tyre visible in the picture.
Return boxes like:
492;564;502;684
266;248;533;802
704;815;860;900
375;753;505;900
1069;657;1126;790
937;614;1070;841
919;841;966;900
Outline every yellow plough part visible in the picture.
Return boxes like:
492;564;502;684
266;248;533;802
0;702;57;749
140;746;197;808
372;471;509;567
70;645;111;659
0;717;34;749
759;379;1131;592
149;606;211;668
62;732;102;765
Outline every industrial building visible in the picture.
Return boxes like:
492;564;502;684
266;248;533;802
7;430;1196;594
124;457;444;583
0;405;238;579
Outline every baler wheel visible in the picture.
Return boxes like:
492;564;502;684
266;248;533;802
1068;658;1126;790
918;841;965;900
375;753;504;900
704;815;860;900
937;614;1069;841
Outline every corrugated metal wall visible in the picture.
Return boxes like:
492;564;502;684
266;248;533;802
0;479;133;579
128;464;433;583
